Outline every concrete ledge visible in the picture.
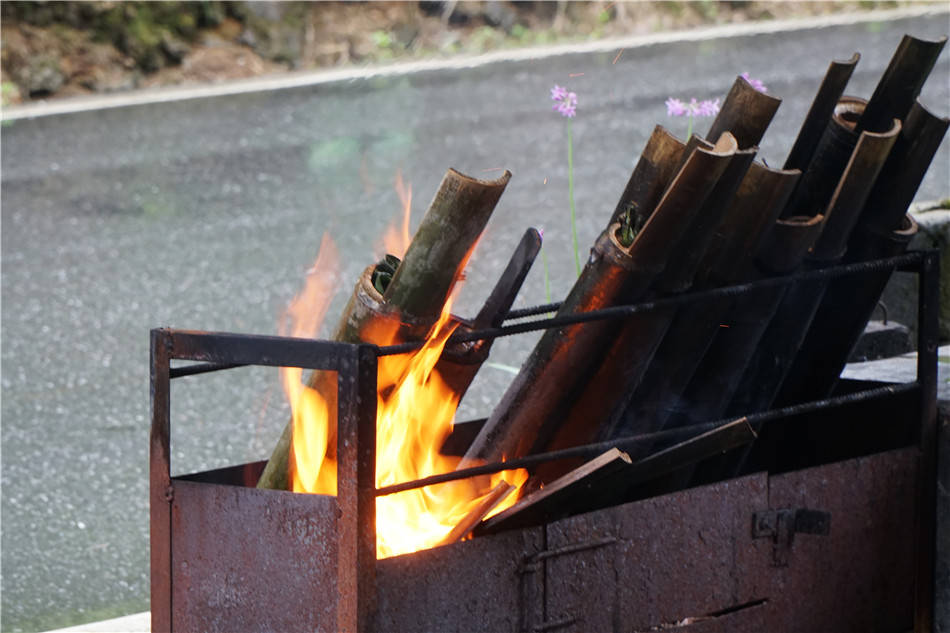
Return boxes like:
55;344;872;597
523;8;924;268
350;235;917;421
43;611;150;633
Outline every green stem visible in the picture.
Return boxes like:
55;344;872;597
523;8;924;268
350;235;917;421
567;119;580;277
686;114;693;140
541;242;552;304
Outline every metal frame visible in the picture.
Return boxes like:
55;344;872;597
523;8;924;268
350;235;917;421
150;250;939;632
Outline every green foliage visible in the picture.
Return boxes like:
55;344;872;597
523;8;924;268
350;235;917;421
2;81;20;106
371;30;393;50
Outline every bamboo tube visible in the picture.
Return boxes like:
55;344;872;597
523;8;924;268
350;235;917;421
534;141;756;482
854;100;950;238
775;215;920;407
462;135;738;467
776;101;948;405
706;74;782;149
611;162;801;441
725;115;901;418
257;169;511;491
856;34;947;134
781;96;866;220
384;169;512;317
608;125;686;227
784;53;860;171
434;228;541;399
664;213;825;430
532;139;750;483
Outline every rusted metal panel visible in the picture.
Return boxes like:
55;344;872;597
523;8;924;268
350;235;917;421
762;447;918;632
170;481;340;633
375;527;544;633
150;330;172;633
543;473;771;632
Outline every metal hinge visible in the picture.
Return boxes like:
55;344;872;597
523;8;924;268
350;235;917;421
752;508;831;566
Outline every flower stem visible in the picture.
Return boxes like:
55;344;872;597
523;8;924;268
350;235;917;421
567;119;580;277
541;242;552;304
686;114;693;140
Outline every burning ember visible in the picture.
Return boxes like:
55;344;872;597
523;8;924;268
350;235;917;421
280;193;526;560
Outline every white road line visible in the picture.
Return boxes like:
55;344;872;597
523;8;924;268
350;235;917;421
2;6;945;121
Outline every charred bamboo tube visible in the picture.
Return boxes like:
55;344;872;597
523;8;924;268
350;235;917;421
608;125;686;227
781;96;866;219
462;135;738;467
435;228;541;399
784;53;860;170
612;162;801;440
774;215;920;407
664;213;825;430
776;101;948;405
856;34;947;134
532;137;746;482
257;169;511;491
855;100;950;238
706;74;782;149
725;116;901;418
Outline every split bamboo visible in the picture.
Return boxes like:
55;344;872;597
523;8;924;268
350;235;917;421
856;34;947;134
612;161;801;440
777;100;949;405
461;134;738;468
726;112;901;418
706;75;782;149
533;138;751;483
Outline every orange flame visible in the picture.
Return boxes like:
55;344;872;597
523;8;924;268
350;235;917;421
286;205;527;560
280;233;340;496
381;171;413;258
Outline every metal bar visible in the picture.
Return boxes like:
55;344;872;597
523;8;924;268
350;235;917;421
336;345;378;633
166;329;362;370
169;362;244;378
373;382;918;498
377;252;927;357
504;303;561;320
149;329;173;633
914;249;940;633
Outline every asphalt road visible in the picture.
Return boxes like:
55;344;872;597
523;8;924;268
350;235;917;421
3;12;949;631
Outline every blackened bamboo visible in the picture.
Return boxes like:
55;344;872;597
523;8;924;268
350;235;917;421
664;213;825;430
784;53;860;171
461;135;739;467
613;162;801;440
781;96;866;219
532;136;747;482
725;116;901;418
706;74;782;149
435;228;541;399
855;34;947;134
774;216;920;408
776;102;948;405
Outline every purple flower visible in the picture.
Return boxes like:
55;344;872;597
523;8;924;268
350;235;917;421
551;85;578;118
665;97;687;117
741;72;767;93
666;97;720;118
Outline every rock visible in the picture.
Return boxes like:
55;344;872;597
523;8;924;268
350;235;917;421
848;320;912;362
17;54;65;96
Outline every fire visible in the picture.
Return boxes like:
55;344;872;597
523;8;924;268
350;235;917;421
284;205;527;560
381;171;413;258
